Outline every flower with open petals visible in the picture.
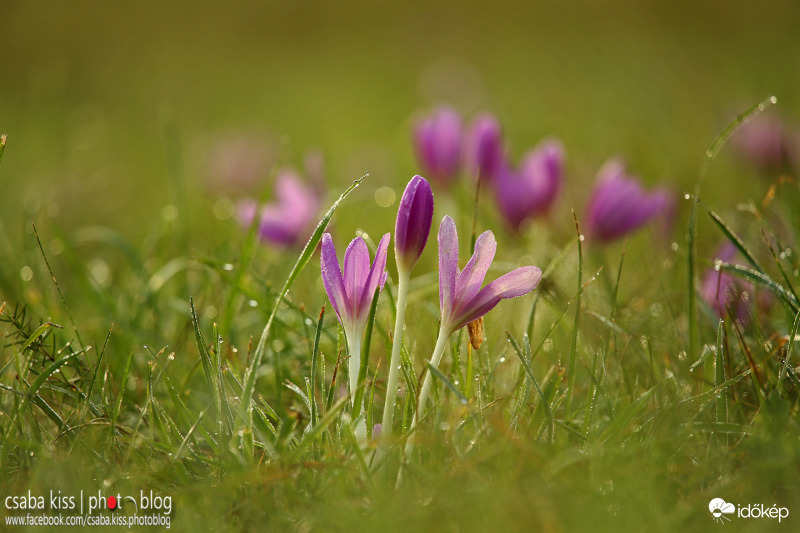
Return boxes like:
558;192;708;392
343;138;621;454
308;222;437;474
413;106;463;185
463;112;504;181
320;233;390;340
493;139;564;231
438;215;542;334
237;171;321;247
321;232;390;404
584;158;671;243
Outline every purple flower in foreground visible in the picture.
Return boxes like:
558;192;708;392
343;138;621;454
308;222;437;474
237;171;321;247
321;232;390;340
493;139;565;231
405;216;541;454
413;106;463;185
395;175;435;271
463;113;504;181
584;159;671;243
438;215;542;334
321;232;390;403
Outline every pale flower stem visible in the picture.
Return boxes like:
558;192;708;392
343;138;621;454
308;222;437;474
404;326;450;458
380;267;410;444
347;334;362;410
347;334;367;442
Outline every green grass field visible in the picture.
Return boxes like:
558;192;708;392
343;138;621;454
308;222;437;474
2;1;800;531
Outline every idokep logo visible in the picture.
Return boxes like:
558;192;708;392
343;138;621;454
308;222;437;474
709;498;735;524
709;497;790;524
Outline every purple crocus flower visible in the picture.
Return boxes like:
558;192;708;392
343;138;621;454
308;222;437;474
437;215;542;333
493;139;565;231
584;159;671;243
320;232;390;401
405;215;541;455
395;175;435;271
413;106;463;185
237;171;321;247
463;112;504;181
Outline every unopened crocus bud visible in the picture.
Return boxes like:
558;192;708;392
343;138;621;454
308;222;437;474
413;106;463;185
584;158;671;243
395;175;434;271
464;112;504;181
493;139;564;231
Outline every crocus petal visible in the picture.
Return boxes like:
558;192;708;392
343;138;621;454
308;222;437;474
438;216;459;320
449;266;542;331
358;233;391;317
343;237;371;316
413;107;462;184
395;175;434;270
464;113;504;180
259;205;300;246
320;233;347;320
454;230;497;310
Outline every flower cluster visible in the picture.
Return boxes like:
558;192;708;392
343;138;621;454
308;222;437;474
413;105;676;243
413;107;562;232
319;175;541;447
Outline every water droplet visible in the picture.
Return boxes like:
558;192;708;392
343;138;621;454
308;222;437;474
770;96;778;104
248;299;258;307
499;357;506;363
684;193;691;200
223;263;235;271
20;266;33;282
671;242;679;252
578;234;585;242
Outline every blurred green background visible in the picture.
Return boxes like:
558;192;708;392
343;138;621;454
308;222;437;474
2;0;798;230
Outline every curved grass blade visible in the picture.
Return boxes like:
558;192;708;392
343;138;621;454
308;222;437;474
719;262;799;314
698;201;765;273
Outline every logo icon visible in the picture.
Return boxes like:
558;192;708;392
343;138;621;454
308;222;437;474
709;498;736;524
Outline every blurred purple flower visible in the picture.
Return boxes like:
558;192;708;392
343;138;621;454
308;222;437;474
438;215;541;333
463;112;504;181
734;115;798;173
584;158;672;243
493;139;564;231
237;171;321;247
395;175;435;271
207;136;274;193
700;243;752;321
413;106;463;185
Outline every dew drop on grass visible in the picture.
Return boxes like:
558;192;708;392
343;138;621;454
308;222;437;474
304;318;313;326
89;259;110;287
248;299;258;307
543;339;553;352
499;356;506;363
223;263;235;271
20;266;33;282
578;234;585;242
671;242;679;252
683;193;691;200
